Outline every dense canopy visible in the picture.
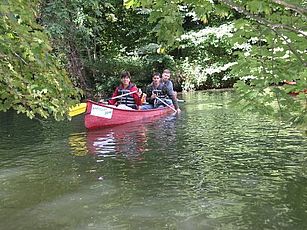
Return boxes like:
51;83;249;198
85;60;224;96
0;0;306;126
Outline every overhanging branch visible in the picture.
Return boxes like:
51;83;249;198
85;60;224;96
218;0;306;66
271;0;307;16
218;0;306;38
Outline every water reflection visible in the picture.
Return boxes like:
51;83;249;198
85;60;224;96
68;133;88;156
87;122;148;160
68;116;179;161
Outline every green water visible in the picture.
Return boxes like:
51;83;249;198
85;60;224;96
0;91;307;230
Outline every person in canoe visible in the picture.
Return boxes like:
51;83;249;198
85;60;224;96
162;69;181;111
162;69;178;101
141;72;180;111
108;71;142;110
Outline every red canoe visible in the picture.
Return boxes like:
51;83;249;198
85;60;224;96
84;100;174;129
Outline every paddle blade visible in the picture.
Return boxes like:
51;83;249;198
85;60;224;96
69;103;86;117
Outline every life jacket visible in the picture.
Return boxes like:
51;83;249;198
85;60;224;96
152;89;166;99
117;84;136;108
151;84;168;105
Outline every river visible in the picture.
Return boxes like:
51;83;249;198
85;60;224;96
0;91;306;230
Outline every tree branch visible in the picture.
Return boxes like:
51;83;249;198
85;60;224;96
218;0;306;38
271;0;307;16
14;52;28;65
272;28;306;66
218;0;307;66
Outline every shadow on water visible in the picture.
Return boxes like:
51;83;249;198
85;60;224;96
0;111;44;147
0;110;86;142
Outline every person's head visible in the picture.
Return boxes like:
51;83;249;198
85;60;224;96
120;71;131;87
152;72;161;85
162;69;171;82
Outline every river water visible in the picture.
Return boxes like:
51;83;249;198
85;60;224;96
0;91;306;230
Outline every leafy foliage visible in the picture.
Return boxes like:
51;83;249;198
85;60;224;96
2;0;305;127
0;0;81;120
174;23;237;91
125;0;307;127
41;0;159;94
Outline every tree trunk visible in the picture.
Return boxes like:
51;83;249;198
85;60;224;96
66;41;92;98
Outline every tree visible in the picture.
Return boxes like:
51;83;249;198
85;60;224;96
124;0;307;127
41;0;156;96
0;0;81;120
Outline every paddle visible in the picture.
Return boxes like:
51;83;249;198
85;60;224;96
68;103;87;117
108;90;137;100
155;96;177;113
68;90;138;117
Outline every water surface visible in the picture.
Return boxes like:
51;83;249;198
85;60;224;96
0;91;307;230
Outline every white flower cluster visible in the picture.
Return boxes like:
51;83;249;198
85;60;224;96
202;62;238;75
186;11;198;21
270;47;284;53
232;37;265;57
249;37;266;44
181;61;238;91
233;42;251;51
281;50;292;59
298;30;307;36
195;62;238;82
178;23;235;45
239;75;257;81
233;37;266;52
281;35;291;44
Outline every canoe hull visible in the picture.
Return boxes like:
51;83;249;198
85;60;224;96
84;100;174;129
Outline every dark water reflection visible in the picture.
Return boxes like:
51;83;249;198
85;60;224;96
1;91;307;230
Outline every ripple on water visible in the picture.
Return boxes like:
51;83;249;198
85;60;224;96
1;91;307;229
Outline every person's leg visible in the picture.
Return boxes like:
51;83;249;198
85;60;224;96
154;99;173;109
117;104;133;110
164;99;173;105
140;104;154;110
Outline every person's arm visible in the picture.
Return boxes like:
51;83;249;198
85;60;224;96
108;87;119;105
130;85;142;109
165;81;175;95
145;85;154;104
164;85;179;110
